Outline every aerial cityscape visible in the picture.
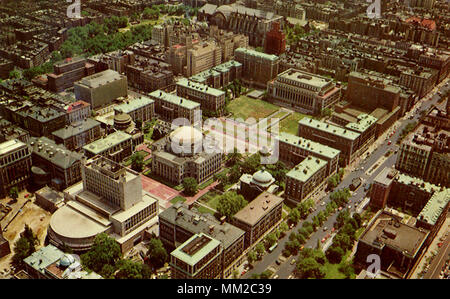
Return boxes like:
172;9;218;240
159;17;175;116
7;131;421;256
0;0;449;284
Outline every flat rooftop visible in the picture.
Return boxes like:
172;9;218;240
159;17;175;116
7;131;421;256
418;189;449;226
345;113;378;133
277;68;332;90
299;117;360;141
233;192;283;226
83;131;132;155
23;245;64;274
176;78;224;97
149;90;200;110
359;211;429;258
286;155;328;183
77;69;124;89
0;139;27;156
52;118;100;139
277;132;340;159
235;47;279;62
171;233;221;266
114;96;155;114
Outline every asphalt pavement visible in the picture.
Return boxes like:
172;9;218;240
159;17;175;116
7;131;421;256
243;78;450;279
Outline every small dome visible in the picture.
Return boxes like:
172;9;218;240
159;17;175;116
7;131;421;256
114;112;132;124
169;126;203;146
252;169;273;184
60;254;75;267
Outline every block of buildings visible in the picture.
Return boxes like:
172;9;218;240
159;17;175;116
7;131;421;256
176;78;226;115
0;117;30;144
125;55;174;93
65;101;91;125
149;90;201;125
170;233;223;279
0;139;32;198
74;70;128;109
159;203;245;278
284;156;328;204
209;25;249;62
298;117;362;165
151;126;222;185
48;156;159;253
189;60;242;89
29;137;82;191
234;47;279;88
355;210;430;279
83;130;133;163
267;68;341;115
47;57;95;92
277;132;340;177
396;123;449;187
113;96;155;124
186;41;222;77
35;186;65;213
51;118;102;152
232;191;283;249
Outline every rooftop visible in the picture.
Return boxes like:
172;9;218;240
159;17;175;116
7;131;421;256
114;96;155;114
277;132;340;159
149;90;200;110
76;69;124;89
418;189;449;226
176;78;224;97
345;113;378;133
29;137;82;169
233;192;283;226
299;117;361;141
23;245;65;274
83;131;132;155
171;233;221;266
235;47;279;62
0;139;27;156
52;118;100;140
359;211;429;258
286;156;328;183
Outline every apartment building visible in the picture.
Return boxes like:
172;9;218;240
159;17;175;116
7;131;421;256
284;156;328;204
234;47;279;88
159;203;246;278
186;41;222;77
82;130;133;163
298;117;362;165
65;101;91;125
277;132;340;177
149;90;201;125
170;233;223;279
113;96;155;124
47;57;95;92
267;68;341;115
0;139;32;198
189;60;242;89
176;78;226;115
51;118;102;152
232;192;283;249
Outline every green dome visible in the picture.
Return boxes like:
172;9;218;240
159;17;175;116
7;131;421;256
252;169;273;184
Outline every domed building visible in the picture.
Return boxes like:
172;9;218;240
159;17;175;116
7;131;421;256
239;168;278;200
113;110;133;131
151;126;222;185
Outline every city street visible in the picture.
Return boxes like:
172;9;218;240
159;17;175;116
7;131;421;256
243;77;450;279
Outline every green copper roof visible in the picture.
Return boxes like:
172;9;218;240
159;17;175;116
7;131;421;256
395;173;441;194
235;47;279;62
149;90;200;110
299;117;360;141
345;113;377;133
418;189;449;226
286;156;327;183
176;78;225;97
23;245;64;274
83;131;131;155
171;233;221;266
277;132;340;159
114;96;154;114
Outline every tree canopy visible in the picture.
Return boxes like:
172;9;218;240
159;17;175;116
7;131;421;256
216;191;247;220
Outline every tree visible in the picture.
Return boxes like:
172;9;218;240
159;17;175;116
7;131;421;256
130;152;144;172
247;250;257;265
279;222;289;237
255;243;265;257
9;70;20;79
228;164;242;184
240;153;260;174
296;257;325;279
182;177;198;196
288;208;301;225
326;246;344;264
115;259;150;279
214;172;228;191
81;233;122;275
265;232;278;247
216;191;247;219
146;238;168;269
11;238;34;270
226;148;243;167
9;187;19;200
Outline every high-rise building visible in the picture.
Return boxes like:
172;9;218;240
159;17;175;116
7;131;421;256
0;139;32;198
234;47;279;88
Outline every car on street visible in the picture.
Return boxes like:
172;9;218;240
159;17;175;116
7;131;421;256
388;140;392;145
321;238;326;243
438;243;444;248
323;226;327;231
290;259;296;265
273;275;279;279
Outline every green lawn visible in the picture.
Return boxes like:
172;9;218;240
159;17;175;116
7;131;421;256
322;262;347;279
123;150;149;166
170;196;186;205
227;96;280;120
279;112;309;135
198;191;222;210
198;178;215;190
